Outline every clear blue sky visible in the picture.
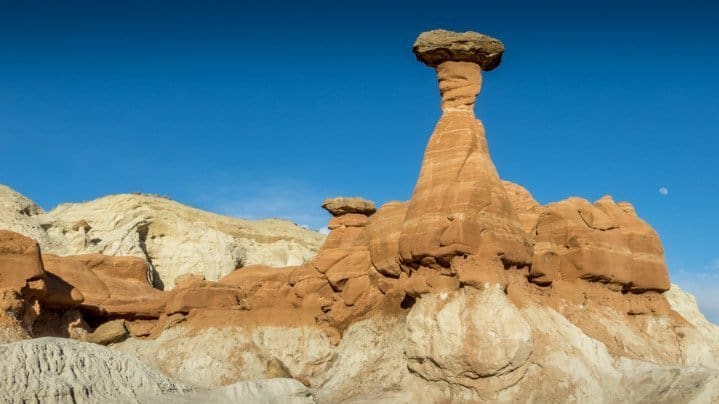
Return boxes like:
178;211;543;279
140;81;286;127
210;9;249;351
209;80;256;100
1;1;717;321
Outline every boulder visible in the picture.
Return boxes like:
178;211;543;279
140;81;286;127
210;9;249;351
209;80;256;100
86;319;129;345
321;197;376;217
413;29;504;70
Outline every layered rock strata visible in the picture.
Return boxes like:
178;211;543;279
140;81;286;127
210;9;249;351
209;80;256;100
0;29;717;403
399;37;532;273
0;190;324;290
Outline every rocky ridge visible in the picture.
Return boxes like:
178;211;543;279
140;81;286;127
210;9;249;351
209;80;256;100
0;188;324;289
0;29;717;403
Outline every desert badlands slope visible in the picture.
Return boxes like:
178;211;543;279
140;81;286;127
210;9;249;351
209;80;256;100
1;29;718;403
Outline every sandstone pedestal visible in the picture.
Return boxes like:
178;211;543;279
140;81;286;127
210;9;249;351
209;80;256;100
399;32;532;272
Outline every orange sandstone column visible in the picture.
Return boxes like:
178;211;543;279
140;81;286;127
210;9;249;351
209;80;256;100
398;30;532;271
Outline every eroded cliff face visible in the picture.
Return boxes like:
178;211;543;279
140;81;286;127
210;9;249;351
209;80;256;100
0;191;324;290
0;29;718;403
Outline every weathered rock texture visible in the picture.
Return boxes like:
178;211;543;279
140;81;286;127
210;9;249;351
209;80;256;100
0;191;324;289
398;57;532;273
0;230;46;292
0;28;718;404
86;319;129;345
530;196;671;291
110;29;719;402
321;197;376;217
405;284;533;394
110;283;719;403
42;253;164;317
502;180;542;235
149;379;315;404
0;185;64;252
0;337;186;403
413;29;504;70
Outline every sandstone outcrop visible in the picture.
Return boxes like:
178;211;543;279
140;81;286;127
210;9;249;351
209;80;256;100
0;230;81;343
110;284;719;403
101;29;717;403
399;34;532;276
530;196;670;291
0;336;315;403
406;284;533;394
502;180;542;235
0;28;717;404
0;230;46;293
42;253;165;317
0;190;324;289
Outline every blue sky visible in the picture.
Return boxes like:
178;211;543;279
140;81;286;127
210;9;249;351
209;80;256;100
1;1;717;322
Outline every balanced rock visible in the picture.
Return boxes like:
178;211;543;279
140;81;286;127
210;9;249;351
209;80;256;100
0;27;716;404
399;30;531;270
322;197;376;217
413;29;504;70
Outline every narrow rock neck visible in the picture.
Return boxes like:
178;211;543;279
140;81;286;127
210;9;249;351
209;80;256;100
436;61;482;114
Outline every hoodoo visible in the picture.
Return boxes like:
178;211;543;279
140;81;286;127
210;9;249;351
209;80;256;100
399;29;532;275
0;29;717;404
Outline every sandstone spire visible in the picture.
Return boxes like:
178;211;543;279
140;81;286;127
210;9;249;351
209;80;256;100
398;29;532;274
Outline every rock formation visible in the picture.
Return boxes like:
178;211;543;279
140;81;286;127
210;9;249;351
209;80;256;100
0;337;186;403
0;191;324;289
530;195;671;291
412;29;504;70
0;28;718;403
399;30;532;274
321;197;376;217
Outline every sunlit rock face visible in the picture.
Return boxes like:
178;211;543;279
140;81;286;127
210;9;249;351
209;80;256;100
0;28;716;404
398;37;532;274
528;196;670;292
